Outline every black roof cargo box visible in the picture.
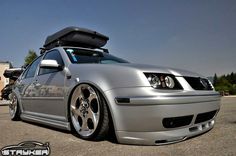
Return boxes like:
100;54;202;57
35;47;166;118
43;27;109;50
3;68;23;80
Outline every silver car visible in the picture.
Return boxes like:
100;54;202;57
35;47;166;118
9;27;221;145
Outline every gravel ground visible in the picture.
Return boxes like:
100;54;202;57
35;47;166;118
0;97;235;156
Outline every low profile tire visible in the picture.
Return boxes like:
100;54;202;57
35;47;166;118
9;94;21;121
70;84;109;140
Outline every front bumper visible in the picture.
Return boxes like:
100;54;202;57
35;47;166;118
117;120;215;145
104;87;221;145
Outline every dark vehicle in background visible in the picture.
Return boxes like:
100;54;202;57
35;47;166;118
1;84;13;100
1;68;23;100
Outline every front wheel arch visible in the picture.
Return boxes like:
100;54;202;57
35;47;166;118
67;82;114;140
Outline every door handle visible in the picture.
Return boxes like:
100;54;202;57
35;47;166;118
32;81;41;87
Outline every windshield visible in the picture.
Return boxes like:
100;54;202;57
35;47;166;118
64;48;129;64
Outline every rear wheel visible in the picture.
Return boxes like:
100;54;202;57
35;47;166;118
70;84;109;140
9;94;21;121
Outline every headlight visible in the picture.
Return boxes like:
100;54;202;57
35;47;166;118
165;76;175;88
144;73;182;90
147;74;161;89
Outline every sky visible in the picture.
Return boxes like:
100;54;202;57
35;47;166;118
0;0;235;76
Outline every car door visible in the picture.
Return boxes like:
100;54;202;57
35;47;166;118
32;50;66;118
20;56;43;113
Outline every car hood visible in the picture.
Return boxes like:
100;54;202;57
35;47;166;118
111;63;204;78
69;63;203;77
68;63;205;91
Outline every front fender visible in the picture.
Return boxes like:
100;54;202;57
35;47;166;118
67;64;150;91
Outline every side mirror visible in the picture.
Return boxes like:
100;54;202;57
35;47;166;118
40;60;62;70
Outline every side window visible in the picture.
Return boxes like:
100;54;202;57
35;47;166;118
39;50;64;75
24;56;42;79
21;67;30;79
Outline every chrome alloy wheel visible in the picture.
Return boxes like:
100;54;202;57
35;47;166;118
9;94;18;118
70;84;100;137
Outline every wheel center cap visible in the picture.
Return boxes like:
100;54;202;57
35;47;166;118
81;100;89;108
80;100;89;117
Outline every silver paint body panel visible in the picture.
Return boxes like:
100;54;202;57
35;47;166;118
13;47;221;145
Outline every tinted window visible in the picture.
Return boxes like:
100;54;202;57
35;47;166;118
21;68;29;79
39;50;64;75
25;56;42;79
64;48;129;64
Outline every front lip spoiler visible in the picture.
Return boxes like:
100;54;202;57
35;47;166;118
154;136;188;145
115;93;221;105
116;120;216;145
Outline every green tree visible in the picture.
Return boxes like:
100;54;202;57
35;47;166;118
24;50;38;66
214;72;236;95
213;73;218;86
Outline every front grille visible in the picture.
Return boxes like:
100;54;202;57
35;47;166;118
163;115;193;128
195;110;217;124
184;77;213;90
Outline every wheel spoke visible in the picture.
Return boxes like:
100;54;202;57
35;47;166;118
9;95;17;117
71;105;82;118
80;117;88;131
78;94;84;101
71;86;85;103
88;93;96;104
10;97;15;107
10;96;15;105
12;98;17;106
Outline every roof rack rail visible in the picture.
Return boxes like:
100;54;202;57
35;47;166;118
40;47;48;54
40;46;109;54
97;47;109;53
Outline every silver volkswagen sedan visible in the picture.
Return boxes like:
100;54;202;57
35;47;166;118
9;27;221;145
